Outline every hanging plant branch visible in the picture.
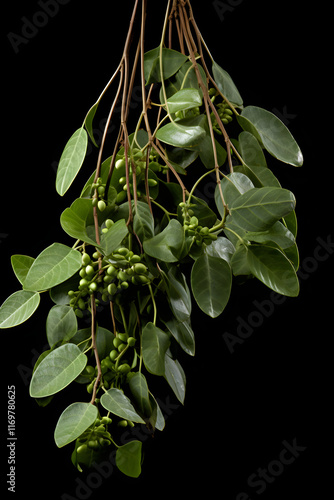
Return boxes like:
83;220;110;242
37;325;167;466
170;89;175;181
0;0;303;479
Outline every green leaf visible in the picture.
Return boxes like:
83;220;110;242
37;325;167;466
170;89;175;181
144;47;188;84
100;388;145;423
116;441;142;478
84;102;99;147
164;353;186;404
0;290;40;329
100;219;128;256
29;344;87;398
245;221;295;249
56;128;88;196
191;254;232;318
237;106;303;166
96;326;116;360
161;61;207;102
212;61;243;107
230;243;251;276
49;273;80;305
238;131;267;168
164;317;195;356
229;187;296;232
128;372;152;418
204;237;235;265
142;322;170;376
165;266;192;322
155;115;207;149
143;218;184;263
198;117;227;168
11;255;35;285
166;88;202;113
23;243;82;292
247;244;300;296
133;201;154;243
54;402;98;448
60;198;98;246
215;172;254;218
46;305;78;347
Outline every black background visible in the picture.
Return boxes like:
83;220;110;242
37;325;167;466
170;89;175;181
2;1;331;499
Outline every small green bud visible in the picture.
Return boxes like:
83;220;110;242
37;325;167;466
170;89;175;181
127;337;136;347
82;253;91;266
133;263;147;275
97;200;106;212
85;265;95;275
118;363;131;374
105;219;114;229
115;158;125;170
109;349;118;361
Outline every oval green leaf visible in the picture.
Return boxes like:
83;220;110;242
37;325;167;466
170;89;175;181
155;115;206;149
46;305;78;347
191;254;232;318
54;402;98;448
129;372;152;418
100;388;145;424
11;255;35;285
229;187;296;232
0;290;40;329
100;219;128;257
116;441;142;478
212;61;243;107
29;344;87;398
144;47;188;84
23;243;82;292
60;198;98;247
247;244;300;297
142;322;170;376
143;218;184;263
166;88;202;113
164;354;186;404
238;106;303;166
56;128;88;196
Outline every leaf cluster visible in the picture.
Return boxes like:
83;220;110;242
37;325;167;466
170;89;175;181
0;0;303;479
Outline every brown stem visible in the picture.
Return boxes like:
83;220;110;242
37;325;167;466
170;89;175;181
90;295;102;404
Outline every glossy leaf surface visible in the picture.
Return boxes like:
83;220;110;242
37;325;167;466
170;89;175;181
56;128;88;196
144;47;188;84
100;388;145;423
238;106;303;166
191;254;232;318
116;441;142;478
247;244;300;296
142;322;170;376
229;187;296;232
23;243;82;292
0;290;40;329
54;402;98;448
29;344;87;398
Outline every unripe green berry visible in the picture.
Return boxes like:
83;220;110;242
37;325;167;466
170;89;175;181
113;337;122;348
98;185;105;196
105;219;114;229
109;349;118;361
116;191;126;204
115;158;125;170
147;178;158;187
118;363;131;374
107;283;117;295
82;253;91;266
89;282;98;292
118;420;128;428
127;337;136;347
97;200;106;212
118;343;127;353
77;444;88;455
85;265;95;276
118;333;128;342
133;263;147;275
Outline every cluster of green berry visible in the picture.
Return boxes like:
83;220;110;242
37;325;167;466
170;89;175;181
114;150;160;199
76;416;113;456
179;202;217;246
68;248;153;318
91;177;108;212
84;332;137;394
